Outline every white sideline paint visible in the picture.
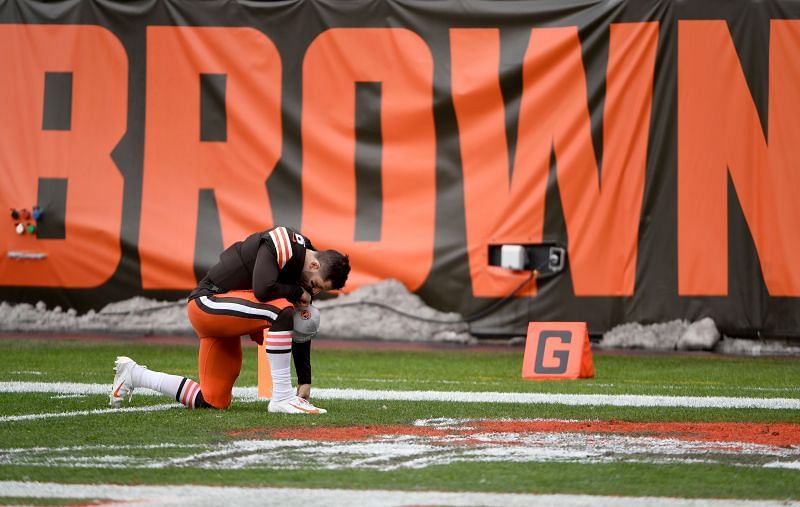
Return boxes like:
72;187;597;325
1;482;798;507
0;403;179;422
1;381;800;410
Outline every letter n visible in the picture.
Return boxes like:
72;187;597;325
679;21;800;295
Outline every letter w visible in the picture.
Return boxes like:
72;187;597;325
452;24;658;297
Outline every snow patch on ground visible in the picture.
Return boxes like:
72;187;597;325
0;296;190;335
598;317;800;356
599;319;690;351
0;280;473;344
315;279;472;343
1;279;797;353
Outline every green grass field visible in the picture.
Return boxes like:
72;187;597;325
1;338;799;505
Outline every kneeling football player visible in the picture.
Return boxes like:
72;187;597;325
109;225;350;414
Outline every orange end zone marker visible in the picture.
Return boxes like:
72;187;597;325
257;335;272;399
522;322;594;380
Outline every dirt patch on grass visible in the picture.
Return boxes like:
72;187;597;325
231;419;800;447
6;418;800;471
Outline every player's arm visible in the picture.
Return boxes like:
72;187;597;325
292;340;312;398
252;242;308;303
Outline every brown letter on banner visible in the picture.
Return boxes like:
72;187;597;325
679;21;800;296
0;25;126;287
301;28;436;292
140;27;283;289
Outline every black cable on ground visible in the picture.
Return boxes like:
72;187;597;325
316;301;463;324
462;269;538;324
318;260;547;326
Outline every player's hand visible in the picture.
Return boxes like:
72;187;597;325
297;384;311;400
295;290;312;307
248;331;264;346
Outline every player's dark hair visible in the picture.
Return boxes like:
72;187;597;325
317;250;350;290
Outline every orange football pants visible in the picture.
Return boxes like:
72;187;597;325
187;290;292;409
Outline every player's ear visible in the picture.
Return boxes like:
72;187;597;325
310;259;320;271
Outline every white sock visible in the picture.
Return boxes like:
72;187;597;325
132;365;201;408
265;330;294;402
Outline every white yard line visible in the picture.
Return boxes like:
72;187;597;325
1;482;798;507
1;381;799;410
0;403;179;422
314;388;800;409
331;378;800;393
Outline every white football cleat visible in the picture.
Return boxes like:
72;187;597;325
109;356;138;407
268;395;327;414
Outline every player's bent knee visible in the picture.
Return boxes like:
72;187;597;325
194;391;216;409
271;307;294;332
198;389;232;409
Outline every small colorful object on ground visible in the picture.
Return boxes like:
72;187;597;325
522;322;594;379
